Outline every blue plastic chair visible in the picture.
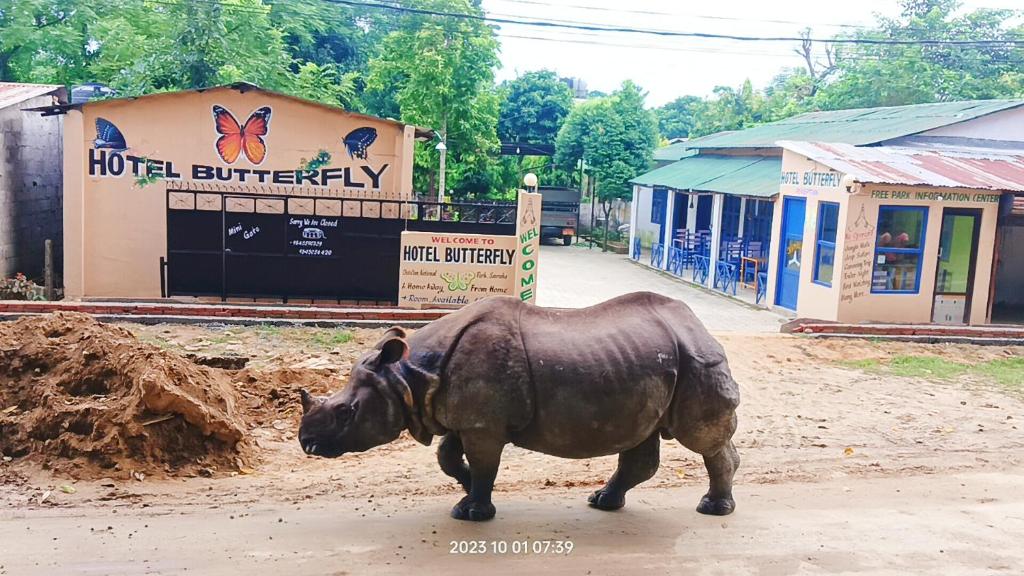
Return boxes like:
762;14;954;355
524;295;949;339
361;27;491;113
650;242;664;269
756;272;768;304
668;246;685;276
715;260;738;295
692;254;709;284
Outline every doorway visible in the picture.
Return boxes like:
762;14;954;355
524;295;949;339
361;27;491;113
775;197;806;310
931;208;981;324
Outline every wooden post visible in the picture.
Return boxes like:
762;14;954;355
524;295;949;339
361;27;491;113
44;239;54;300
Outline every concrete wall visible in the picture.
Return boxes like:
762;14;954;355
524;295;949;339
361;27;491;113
922;107;1024;141
0;94;63;280
629;185;662;247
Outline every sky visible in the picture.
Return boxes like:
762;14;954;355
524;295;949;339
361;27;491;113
481;0;1024;107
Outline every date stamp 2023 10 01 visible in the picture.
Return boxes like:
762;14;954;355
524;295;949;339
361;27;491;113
449;539;574;555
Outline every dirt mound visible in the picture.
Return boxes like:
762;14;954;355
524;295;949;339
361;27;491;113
0;312;251;478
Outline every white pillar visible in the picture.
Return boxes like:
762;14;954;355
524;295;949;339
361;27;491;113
629;186;639;257
708;193;725;287
686;192;697;233
661;190;675;269
738;197;747;238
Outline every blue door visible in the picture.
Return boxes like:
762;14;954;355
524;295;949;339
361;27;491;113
775;197;806;310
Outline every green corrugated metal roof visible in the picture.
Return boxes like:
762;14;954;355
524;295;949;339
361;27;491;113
631;154;781;198
702;156;782;198
686;99;1024;149
653;141;695;162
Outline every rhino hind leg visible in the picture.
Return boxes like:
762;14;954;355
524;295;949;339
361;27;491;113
450;433;506;522
673;409;740;516
696;440;739;516
588;432;660;511
437;433;472;494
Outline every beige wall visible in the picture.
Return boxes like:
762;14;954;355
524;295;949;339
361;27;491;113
64;86;416;299
768;150;1003;325
921;107;1024;141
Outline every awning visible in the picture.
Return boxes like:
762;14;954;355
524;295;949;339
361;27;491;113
632;154;781;198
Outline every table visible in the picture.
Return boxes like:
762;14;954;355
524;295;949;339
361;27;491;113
740;256;764;290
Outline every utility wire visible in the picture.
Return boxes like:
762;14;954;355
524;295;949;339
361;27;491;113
321;0;1024;46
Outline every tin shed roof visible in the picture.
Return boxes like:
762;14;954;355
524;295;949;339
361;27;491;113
0;82;64;109
686;99;1024;150
652;141;696;162
779;141;1024;192
632;154;781;198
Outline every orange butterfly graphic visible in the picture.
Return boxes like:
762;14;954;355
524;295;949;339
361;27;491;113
212;105;272;165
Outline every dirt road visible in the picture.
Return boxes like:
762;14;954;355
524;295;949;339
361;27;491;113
3;470;1023;575
2;316;1023;574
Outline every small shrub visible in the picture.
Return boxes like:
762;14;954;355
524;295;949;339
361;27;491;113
0;273;46;301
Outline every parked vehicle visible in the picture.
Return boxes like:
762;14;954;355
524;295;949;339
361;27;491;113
538;186;581;246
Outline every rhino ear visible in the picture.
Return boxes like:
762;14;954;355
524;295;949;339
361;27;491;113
376;336;409;366
300;388;315;414
374;326;408;350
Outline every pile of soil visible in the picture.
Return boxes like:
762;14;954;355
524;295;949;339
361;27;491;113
0;313;251;478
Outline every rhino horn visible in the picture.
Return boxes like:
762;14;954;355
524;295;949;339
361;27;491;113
300;388;315;414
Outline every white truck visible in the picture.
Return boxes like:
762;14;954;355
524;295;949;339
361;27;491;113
538;186;581;246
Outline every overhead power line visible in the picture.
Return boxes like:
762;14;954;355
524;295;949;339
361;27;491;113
321;0;1024;46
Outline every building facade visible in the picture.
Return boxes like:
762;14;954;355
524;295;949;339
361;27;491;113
0;83;66;281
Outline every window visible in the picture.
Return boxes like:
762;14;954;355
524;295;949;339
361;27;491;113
871;206;928;293
651;188;667;225
813;202;839;285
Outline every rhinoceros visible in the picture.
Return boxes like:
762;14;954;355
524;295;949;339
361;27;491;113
298;292;740;522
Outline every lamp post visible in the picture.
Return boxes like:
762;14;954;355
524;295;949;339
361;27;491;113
523;172;538;193
435;140;447;203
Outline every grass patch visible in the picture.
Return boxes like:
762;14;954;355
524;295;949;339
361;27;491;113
309;329;354;348
838;359;881;370
256;324;283;338
973;357;1024;388
839;354;1023;389
888;356;969;380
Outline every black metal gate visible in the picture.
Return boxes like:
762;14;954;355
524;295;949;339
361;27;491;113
165;189;516;302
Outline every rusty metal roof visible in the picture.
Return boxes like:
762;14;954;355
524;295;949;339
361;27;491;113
0;82;64;109
779;141;1024;192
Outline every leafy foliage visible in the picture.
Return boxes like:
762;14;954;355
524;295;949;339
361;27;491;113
556;81;657;249
498;70;574;147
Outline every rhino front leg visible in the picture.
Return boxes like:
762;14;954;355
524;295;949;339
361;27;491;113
450;433;505;522
588;432;660;511
437;433;471;494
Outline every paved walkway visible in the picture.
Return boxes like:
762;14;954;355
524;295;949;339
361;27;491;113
536;243;786;333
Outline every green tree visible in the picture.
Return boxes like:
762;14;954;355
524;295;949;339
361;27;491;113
556;81;657;250
498;70;574;147
0;0;101;83
816;0;1024;109
654;95;702;140
366;0;500;199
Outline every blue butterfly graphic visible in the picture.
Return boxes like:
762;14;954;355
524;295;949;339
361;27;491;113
94;117;127;152
343;127;377;160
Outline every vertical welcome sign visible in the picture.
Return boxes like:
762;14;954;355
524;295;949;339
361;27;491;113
514;191;542;304
397;191;543;308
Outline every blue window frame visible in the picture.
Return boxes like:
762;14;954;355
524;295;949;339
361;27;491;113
871;206;928;294
651;188;667;224
813;202;839;286
722;196;742;240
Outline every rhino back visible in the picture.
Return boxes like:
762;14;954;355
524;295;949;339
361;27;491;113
512;293;700;457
